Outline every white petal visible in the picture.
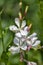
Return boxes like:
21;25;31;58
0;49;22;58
21;46;27;50
26;40;31;45
21;37;25;42
15;32;22;38
32;40;41;46
31;37;38;43
21;43;27;50
27;62;30;65
20;40;23;46
27;62;37;65
20;30;28;36
28;32;37;39
13;37;19;46
24;26;29;31
21;42;27;50
9;25;18;31
15;18;20;27
30;62;37;65
8;46;20;54
21;20;26;28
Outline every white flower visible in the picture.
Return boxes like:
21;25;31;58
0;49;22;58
9;18;41;54
9;25;18;31
8;46;20;54
27;61;37;65
21;32;41;48
9;37;27;54
9;18;28;33
15;30;28;38
15;32;22;38
9;18;29;38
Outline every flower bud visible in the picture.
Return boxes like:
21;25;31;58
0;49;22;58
19;12;22;20
19;2;22;7
25;6;29;14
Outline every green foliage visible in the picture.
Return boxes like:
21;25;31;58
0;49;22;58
0;0;43;65
0;39;3;58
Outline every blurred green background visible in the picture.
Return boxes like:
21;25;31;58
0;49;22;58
0;0;43;65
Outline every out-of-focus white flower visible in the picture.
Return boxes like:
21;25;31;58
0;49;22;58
9;18;28;33
27;61;37;65
8;37;27;54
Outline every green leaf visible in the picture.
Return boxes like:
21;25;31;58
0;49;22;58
0;0;5;6
26;50;42;65
3;30;13;51
0;39;3;58
1;19;14;30
0;62;5;65
5;0;20;16
23;0;38;5
8;54;20;65
0;22;2;38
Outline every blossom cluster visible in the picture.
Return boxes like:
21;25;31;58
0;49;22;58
9;18;40;54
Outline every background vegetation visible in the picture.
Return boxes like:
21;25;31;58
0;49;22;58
0;0;43;65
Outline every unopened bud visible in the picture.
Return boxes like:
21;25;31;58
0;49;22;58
19;12;22;20
28;24;32;30
19;2;22;8
23;6;29;18
25;6;29;14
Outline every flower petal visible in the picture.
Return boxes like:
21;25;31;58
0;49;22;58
31;37;38;44
30;62;37;65
15;32;22;38
21;46;27;50
15;18;20;27
13;37;19;46
21;43;27;50
24;26;29;31
8;46;20;54
21;37;26;42
26;40;31;45
28;32;37;39
9;25;18;31
20;30;28;36
19;42;26;50
21;20;26;28
32;40;41;46
27;62;37;65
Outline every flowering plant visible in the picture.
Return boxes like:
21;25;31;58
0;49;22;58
0;0;43;65
9;18;41;65
7;2;41;65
